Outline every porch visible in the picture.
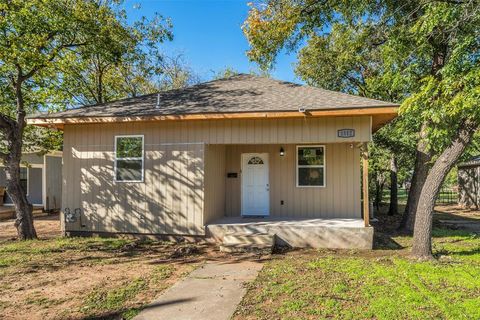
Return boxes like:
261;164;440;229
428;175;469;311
206;216;373;249
203;143;372;249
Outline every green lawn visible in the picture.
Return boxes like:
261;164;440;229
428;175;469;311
234;228;480;320
2;213;479;319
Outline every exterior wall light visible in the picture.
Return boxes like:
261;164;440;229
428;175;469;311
280;147;285;156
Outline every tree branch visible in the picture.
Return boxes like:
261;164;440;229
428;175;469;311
21;41;89;82
432;0;467;4
0;113;15;131
0;151;7;163
300;0;329;16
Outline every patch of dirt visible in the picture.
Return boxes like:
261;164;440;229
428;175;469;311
169;244;200;258
0;214;60;242
434;205;480;220
0;216;269;320
371;204;480;233
433;205;480;232
0;246;266;320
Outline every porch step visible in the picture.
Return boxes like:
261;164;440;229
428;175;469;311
223;232;274;246
220;243;273;254
220;232;275;253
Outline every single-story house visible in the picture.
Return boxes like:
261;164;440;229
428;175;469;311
0;152;63;211
28;74;398;249
458;156;480;209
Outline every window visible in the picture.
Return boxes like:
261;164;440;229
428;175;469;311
247;156;264;165
297;146;325;187
20;168;28;194
115;135;144;182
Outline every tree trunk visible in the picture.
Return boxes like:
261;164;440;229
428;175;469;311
374;176;382;212
5;158;36;239
412;119;478;259
399;43;447;232
374;173;386;212
0;71;38;240
398;123;432;232
97;69;104;104
1;128;37;240
388;155;398;216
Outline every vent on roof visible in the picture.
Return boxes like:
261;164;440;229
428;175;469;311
156;93;160;109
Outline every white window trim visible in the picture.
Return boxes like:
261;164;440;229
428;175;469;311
42;155;47;209
114;135;145;183
296;145;326;188
20;167;29;197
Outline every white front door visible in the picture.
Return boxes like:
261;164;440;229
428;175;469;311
241;153;270;216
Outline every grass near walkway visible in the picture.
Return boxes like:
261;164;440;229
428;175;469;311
1;208;479;320
0;236;204;320
234;228;480;320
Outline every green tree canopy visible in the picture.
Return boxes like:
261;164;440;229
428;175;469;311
243;0;480;146
243;0;480;258
0;0;178;239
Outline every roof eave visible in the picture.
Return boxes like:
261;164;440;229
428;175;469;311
27;106;399;131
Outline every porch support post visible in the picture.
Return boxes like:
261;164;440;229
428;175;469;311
361;143;370;227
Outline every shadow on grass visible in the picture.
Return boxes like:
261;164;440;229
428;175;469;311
450;247;480;256
435;246;480;258
373;231;404;250
371;203;480;253
146;243;273;267
433;206;480;222
2;239;187;271
432;227;480;238
81;298;195;320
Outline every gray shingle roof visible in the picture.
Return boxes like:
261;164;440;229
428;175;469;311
32;74;398;119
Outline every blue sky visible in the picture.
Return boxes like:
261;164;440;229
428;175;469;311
122;0;301;83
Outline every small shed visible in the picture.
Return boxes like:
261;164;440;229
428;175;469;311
0;152;62;211
458;156;480;209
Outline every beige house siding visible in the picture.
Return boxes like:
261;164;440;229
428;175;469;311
62;116;367;235
204;145;226;224
45;155;62;210
62;126;205;235
223;144;361;219
62;116;371;145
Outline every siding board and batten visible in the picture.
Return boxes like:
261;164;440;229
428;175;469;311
64;139;204;235
44;156;62;211
62;116;369;236
64;116;370;145
218;144;361;219
204;145;226;224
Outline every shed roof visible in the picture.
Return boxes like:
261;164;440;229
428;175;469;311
27;74;399;130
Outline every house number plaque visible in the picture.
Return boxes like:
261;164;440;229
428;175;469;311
337;129;355;138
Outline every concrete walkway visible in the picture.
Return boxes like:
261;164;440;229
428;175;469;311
135;261;263;320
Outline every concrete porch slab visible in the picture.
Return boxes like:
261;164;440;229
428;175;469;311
206;217;373;249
